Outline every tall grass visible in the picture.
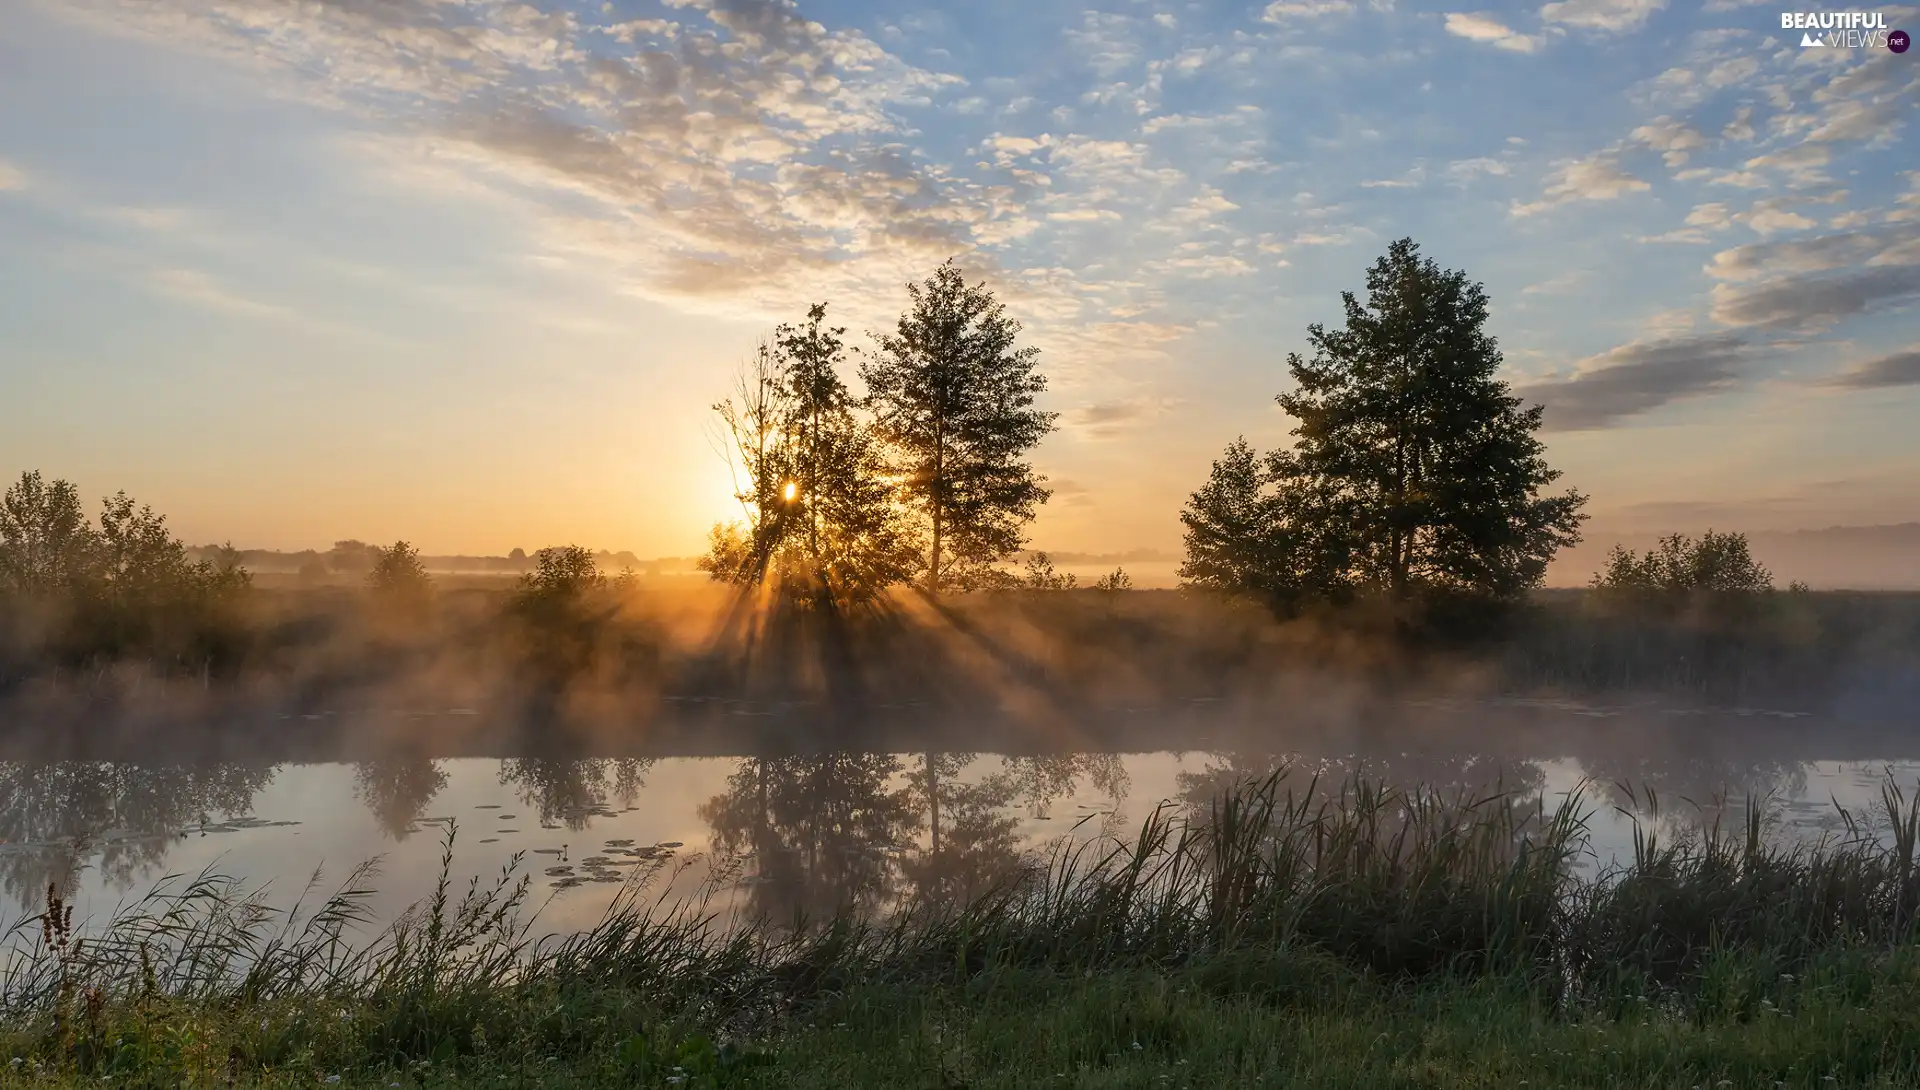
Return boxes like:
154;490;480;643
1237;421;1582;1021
7;768;1920;1082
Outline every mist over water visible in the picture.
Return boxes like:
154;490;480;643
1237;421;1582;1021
8;700;1920;943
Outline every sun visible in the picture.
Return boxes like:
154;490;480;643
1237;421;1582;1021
783;481;798;502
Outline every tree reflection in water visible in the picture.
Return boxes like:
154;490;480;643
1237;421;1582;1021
497;757;658;830
701;752;1131;924
0;761;277;905
352;758;449;841
1581;753;1812;842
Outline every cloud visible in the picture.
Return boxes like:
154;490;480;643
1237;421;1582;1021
1517;332;1757;429
1443;12;1544;51
1261;0;1356;18
1734;198;1816;237
1066;396;1181;438
1538;0;1666;32
0;160;26;191
1709;266;1920;331
147;267;290;319
1822;348;1920;390
1629;116;1707;167
1446;157;1512;182
1511;154;1650;216
1702;225;1914;283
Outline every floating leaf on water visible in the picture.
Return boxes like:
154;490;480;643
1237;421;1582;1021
478;838;500;844
581;856;612;866
658;842;684;849
475;805;501;810
497;829;519;833
604;839;634;847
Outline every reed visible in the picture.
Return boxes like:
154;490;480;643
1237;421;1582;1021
7;768;1920;1086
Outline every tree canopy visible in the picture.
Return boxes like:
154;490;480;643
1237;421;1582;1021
1181;239;1587;614
861;261;1057;595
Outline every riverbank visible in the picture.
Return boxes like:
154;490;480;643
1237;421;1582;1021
6;951;1920;1087
8;772;1920;1087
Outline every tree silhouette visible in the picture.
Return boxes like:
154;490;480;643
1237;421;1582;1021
1181;240;1585;615
353;757;449;840
0;472;95;597
702;305;919;606
1274;239;1586;606
861;261;1058;595
1;473;252;672
1178;437;1303;602
366;540;433;622
1592;530;1774;603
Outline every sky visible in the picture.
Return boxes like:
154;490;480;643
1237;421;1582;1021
1;0;1917;563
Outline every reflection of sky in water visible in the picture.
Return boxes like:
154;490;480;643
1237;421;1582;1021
7;753;1920;945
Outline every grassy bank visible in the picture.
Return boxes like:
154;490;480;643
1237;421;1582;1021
8;772;1920;1087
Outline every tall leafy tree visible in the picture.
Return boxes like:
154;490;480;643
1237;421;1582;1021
1179;438;1297;601
776;304;920;602
1268;238;1586;605
861;261;1057;595
0;471;95;597
703;304;918;604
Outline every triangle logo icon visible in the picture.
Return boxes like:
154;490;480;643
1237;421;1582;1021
1800;31;1824;46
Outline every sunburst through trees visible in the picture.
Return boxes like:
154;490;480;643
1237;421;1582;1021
701;263;1057;608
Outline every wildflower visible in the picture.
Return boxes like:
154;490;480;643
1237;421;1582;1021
1132;1041;1143;1051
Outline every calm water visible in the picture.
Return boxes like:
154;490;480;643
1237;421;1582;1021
6;741;1919;941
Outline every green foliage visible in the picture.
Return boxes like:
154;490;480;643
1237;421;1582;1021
515;545;605;604
703;304;921;607
1177;437;1303;604
1019;551;1077;591
862;261;1058;595
0;471;253;675
366;541;433;621
13;774;1920;1086
1182;240;1587;619
0;472;95;596
1592;530;1774;602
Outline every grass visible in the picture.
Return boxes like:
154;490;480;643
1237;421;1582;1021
7;769;1920;1087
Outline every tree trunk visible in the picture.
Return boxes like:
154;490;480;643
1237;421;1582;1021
929;428;945;598
926;751;941;858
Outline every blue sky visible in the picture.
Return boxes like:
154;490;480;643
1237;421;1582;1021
1;0;1916;562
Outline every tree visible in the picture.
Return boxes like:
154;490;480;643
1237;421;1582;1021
861;261;1058;596
1020;551;1076;591
516;545;605;603
777;304;921;603
0;471;95;597
327;540;379;575
1093;567;1133;592
1261;239;1584;608
367;540;433;620
702;305;918;605
1590;531;1775;622
1178;437;1307;602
